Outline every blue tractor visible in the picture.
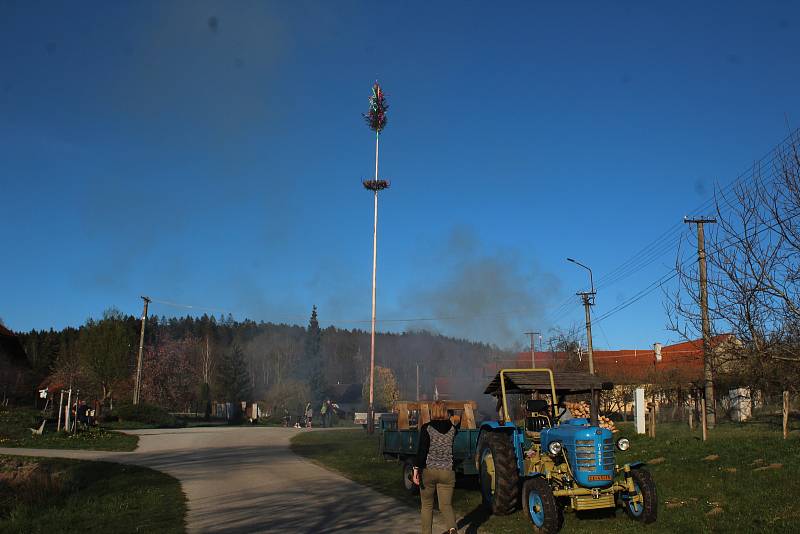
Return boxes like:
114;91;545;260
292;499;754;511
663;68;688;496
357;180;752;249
476;369;657;533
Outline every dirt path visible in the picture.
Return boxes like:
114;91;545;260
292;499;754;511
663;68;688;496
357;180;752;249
0;426;447;533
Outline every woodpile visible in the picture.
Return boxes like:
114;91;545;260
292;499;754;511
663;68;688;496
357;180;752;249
564;401;618;433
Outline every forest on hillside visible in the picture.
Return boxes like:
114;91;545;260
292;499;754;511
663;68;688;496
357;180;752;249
15;306;508;415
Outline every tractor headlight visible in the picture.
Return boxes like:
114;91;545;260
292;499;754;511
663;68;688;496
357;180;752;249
548;441;563;455
616;437;630;451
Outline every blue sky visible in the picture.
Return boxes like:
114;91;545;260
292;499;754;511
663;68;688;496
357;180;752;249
1;1;798;349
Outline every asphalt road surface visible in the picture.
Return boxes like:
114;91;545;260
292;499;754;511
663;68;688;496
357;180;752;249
0;426;455;533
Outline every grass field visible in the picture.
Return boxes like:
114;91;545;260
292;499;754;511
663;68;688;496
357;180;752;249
0;455;186;534
0;408;138;451
291;422;800;533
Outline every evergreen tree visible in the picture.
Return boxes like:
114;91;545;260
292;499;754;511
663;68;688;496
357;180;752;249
304;305;324;400
219;344;252;403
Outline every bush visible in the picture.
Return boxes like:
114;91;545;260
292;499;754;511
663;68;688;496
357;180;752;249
110;403;180;427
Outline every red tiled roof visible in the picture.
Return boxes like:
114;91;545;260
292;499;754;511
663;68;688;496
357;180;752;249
502;336;734;385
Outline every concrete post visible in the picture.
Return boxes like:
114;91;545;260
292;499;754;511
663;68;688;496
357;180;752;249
634;388;646;434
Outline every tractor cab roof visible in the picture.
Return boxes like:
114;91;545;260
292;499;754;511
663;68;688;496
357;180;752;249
484;370;613;396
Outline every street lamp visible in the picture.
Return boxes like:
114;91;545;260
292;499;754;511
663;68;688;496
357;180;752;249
566;258;596;375
566;258;595;300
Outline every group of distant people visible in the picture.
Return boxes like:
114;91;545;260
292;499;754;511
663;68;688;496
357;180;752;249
70;400;96;430
291;399;335;429
307;399;336;428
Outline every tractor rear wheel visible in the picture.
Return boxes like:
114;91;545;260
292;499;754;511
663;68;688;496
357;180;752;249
622;468;657;523
402;459;419;495
478;431;520;515
522;477;563;533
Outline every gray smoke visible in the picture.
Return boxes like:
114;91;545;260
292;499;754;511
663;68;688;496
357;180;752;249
399;227;560;349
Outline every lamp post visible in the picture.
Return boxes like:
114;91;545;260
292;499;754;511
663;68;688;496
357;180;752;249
567;257;599;425
566;258;595;375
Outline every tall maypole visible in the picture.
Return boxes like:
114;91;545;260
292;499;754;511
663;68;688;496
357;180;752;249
362;81;389;434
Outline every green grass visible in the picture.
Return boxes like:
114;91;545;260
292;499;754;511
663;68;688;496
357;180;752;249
291;423;800;533
0;409;138;451
0;455;186;534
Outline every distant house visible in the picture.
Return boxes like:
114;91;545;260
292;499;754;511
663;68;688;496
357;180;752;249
0;324;33;401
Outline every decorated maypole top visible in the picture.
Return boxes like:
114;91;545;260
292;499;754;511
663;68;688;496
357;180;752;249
363;81;390;191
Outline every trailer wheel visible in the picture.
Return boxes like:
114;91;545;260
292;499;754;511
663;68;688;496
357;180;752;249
522;477;562;533
403;459;419;495
478;431;520;515
622;468;657;523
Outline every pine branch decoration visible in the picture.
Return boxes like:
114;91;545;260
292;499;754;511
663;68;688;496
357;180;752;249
363;82;388;133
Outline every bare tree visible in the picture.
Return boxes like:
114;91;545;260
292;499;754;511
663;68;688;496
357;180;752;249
668;131;800;416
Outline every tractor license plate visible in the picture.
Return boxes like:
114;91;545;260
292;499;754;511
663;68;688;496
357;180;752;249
588;475;612;481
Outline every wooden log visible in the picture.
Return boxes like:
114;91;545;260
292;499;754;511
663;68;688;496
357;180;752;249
392;400;477;411
396;402;409;430
419;403;431;426
463;404;476;429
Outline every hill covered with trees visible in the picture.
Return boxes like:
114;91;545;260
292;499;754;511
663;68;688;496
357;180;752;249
15;306;507;416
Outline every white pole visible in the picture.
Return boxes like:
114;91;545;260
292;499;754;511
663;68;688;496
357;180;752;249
57;390;64;432
368;131;379;434
65;388;73;433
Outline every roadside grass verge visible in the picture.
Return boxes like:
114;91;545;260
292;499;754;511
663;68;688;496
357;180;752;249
0;455;186;534
0;408;138;451
292;423;800;533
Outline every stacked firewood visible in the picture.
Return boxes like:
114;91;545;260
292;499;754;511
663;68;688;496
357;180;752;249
565;401;618;433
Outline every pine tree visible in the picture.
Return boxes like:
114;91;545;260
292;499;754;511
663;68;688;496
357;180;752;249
304;306;324;400
219;344;252;403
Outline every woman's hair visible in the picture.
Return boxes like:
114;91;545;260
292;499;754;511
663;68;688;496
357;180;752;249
430;401;448;421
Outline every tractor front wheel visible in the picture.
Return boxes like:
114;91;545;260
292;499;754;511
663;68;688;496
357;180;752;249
622;468;657;523
478;431;520;515
522;477;562;533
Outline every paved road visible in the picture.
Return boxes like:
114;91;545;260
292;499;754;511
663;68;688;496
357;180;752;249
0;427;462;533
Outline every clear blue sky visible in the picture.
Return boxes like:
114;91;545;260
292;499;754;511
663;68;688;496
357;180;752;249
1;1;798;349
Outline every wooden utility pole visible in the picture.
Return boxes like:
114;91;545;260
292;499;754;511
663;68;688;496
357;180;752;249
133;296;151;405
416;363;420;402
685;217;717;430
524;331;540;368
580;294;595;375
567;258;595;375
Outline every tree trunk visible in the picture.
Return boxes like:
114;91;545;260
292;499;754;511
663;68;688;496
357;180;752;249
783;390;790;440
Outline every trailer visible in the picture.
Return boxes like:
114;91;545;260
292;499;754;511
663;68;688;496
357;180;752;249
379;400;482;494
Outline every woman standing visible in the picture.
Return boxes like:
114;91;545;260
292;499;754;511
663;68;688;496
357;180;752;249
412;401;458;534
305;402;313;428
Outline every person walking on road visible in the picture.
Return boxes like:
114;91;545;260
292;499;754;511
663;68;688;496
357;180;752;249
305;402;313;428
412;400;458;534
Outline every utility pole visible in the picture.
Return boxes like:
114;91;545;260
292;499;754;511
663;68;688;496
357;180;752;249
567;258;596;375
133;296;151;405
524;332;540;368
685;217;717;429
580;294;595;375
416;363;420;402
